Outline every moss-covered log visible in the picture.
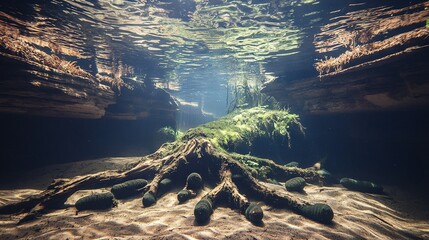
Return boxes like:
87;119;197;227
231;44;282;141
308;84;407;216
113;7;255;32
0;107;332;225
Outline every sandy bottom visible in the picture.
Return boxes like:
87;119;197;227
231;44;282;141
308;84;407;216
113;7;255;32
1;157;428;240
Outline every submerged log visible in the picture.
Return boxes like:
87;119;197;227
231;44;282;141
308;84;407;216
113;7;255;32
0;107;333;225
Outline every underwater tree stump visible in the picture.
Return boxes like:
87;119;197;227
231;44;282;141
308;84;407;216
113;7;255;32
0;107;333;225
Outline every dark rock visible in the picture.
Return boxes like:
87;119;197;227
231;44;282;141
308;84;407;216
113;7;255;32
177;189;191;203
285;177;306;192
75;192;115;211
142;192;156;207
194;198;213;224
245;202;263;224
111;179;147;199
157;178;173;196
299;203;334;224
340;178;383;194
186;173;203;190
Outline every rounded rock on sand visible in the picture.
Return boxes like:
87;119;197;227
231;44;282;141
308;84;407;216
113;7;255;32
194;198;213;224
142;192;156;207
177;189;191;203
111;179;147;199
186;173;203;191
75;192;115;211
285;177;306;192
245;202;263;224
300;203;334;224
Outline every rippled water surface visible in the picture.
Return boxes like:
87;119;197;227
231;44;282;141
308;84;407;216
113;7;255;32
1;0;426;115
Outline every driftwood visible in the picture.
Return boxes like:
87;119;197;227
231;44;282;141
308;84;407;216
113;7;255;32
314;2;429;77
0;107;331;225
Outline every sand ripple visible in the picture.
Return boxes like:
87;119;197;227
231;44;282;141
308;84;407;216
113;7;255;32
0;159;428;239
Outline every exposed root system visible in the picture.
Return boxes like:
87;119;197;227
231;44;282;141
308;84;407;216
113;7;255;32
0;107;333;225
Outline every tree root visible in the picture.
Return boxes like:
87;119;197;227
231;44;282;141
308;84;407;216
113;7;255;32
0;138;333;225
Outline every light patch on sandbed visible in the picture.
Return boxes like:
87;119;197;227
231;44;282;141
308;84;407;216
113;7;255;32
0;159;429;239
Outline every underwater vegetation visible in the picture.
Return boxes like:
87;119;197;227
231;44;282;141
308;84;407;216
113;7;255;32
227;76;280;113
5;107;392;226
154;126;178;148
157;126;177;139
184;106;304;152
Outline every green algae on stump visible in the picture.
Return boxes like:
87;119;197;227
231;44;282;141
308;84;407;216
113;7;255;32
111;179;147;199
182;107;304;154
285;177;306;192
75;192;116;211
2;108;328;225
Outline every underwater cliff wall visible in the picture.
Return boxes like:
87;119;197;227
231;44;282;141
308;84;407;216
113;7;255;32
257;1;429;187
262;1;429;113
0;1;179;174
0;5;178;120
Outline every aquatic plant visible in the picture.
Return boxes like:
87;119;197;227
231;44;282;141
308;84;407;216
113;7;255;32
156;126;177;141
0;107;332;225
154;126;179;150
227;73;280;113
184;106;304;151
